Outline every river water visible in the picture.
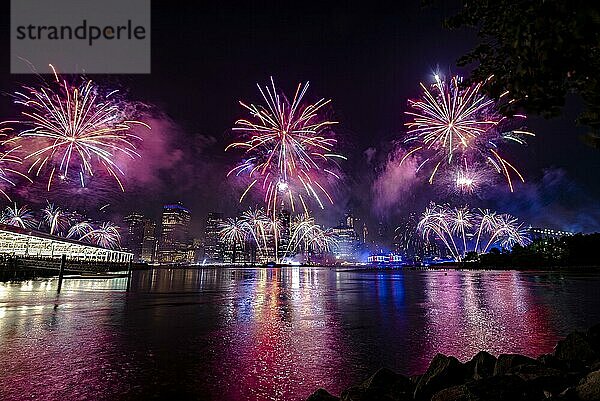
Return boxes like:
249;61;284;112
1;267;599;401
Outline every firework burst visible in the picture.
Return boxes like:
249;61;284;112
453;167;482;195
287;213;338;255
403;74;534;192
240;207;270;252
417;203;530;261
226;78;345;213
1;65;150;192
0;202;36;229
219;217;247;245
219;217;250;263
41;201;68;235
219;208;338;263
305;226;338;254
79;222;121;249
0;143;32;201
441;160;496;197
66;221;93;239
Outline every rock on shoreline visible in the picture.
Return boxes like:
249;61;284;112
306;324;600;401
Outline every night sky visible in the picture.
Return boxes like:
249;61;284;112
1;1;599;237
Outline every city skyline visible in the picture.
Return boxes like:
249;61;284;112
0;195;576;266
0;2;598;237
117;202;563;266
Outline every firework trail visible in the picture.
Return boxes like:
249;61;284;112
0;125;32;200
417;203;530;261
220;208;338;263
403;74;534;192
240;207;270;253
1;65;150;192
79;222;121;249
219;217;248;263
287;213;338;255
226;78;345;213
41;201;68;235
66;221;93;239
0;202;36;229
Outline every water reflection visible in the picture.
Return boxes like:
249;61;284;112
418;271;559;372
210;268;350;401
0;279;135;401
0;268;599;401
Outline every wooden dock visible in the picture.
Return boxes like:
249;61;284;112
0;255;145;281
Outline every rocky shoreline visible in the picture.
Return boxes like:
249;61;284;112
306;324;600;401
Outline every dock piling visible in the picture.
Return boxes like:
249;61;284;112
57;254;66;294
126;261;132;292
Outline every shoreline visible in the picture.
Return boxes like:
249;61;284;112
306;324;600;401
2;263;600;282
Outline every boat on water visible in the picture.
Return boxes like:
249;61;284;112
264;261;283;268
367;253;404;267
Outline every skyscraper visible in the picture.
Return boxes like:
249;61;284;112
157;203;193;264
204;212;224;263
277;208;291;260
141;219;157;263
332;225;359;262
332;212;360;262
257;208;292;263
123;212;145;262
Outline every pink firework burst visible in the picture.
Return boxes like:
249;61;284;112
403;74;534;192
226;77;345;213
1;65;150;192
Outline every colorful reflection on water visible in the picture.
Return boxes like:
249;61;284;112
1;268;599;401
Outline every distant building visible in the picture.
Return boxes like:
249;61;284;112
192;238;203;263
123;212;145;261
392;213;443;263
332;212;361;262
223;240;246;264
124;212;157;263
204;212;224;263
332;225;358;261
141;219;157;263
277;209;292;260
527;227;575;241
157;203;193;264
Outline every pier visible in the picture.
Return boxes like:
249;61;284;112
0;223;135;281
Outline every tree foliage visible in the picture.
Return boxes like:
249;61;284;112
476;233;600;268
445;1;600;146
